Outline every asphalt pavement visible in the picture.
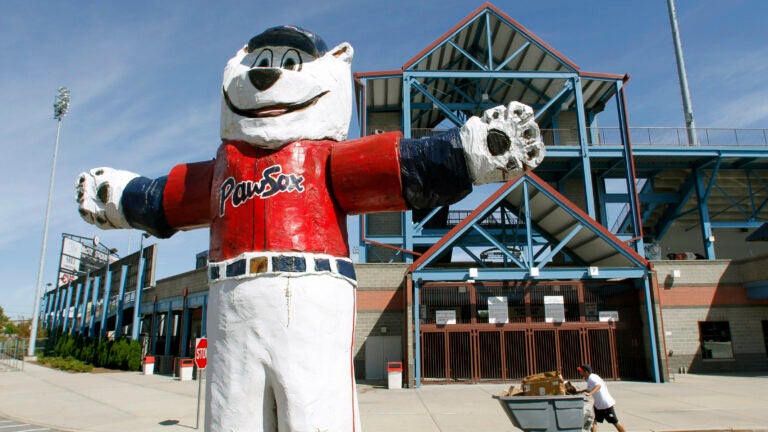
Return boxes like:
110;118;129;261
1;361;767;431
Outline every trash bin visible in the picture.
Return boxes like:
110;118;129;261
178;358;194;381
142;356;155;375
492;394;585;432
386;361;402;389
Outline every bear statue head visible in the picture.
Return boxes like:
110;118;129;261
220;25;354;149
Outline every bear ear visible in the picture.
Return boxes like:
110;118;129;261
330;42;354;65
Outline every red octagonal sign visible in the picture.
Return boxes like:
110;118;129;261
195;338;208;369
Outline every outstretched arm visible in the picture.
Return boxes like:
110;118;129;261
76;161;214;237
331;102;545;214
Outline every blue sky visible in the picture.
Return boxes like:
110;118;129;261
1;0;767;319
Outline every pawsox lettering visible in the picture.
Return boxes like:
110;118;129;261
219;164;305;216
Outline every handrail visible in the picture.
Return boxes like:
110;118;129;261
371;127;768;147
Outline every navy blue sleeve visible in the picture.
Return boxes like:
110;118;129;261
121;176;177;238
399;128;473;209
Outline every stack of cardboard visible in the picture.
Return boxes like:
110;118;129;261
521;371;566;396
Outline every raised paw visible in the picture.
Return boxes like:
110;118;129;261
75;167;139;230
460;101;545;184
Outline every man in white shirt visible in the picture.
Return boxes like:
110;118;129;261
577;364;626;432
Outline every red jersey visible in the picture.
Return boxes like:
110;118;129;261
161;133;407;262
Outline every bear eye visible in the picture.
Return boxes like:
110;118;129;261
281;49;302;71
251;49;273;68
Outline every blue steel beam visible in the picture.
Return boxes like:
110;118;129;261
88;275;101;337
80;277;91;334
654;172;696;240
694;169;716;258
407;78;464;127
407;70;578;80
496;42;531;71
413;267;646;282
51;287;60;330
535;82;572;122
485;12;493;70
470;224;527;268
641;277;662;383
616;81;644;254
70;282;82;335
572;77;596;217
164;303;172;355
710;221;765;228
523;182;535;268
114;265;128;337
100;269;112;338
61;283;72;332
536;225;584;269
458;245;488;268
448;41;487;71
131;253;147;340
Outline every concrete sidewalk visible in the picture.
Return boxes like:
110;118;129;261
1;362;767;431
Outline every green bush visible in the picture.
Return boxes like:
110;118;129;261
44;333;140;372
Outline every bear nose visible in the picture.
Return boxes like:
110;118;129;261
248;68;281;91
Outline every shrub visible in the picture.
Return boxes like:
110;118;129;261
43;333;141;372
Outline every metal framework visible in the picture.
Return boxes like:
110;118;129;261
350;3;768;385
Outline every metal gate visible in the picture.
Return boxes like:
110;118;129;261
419;281;646;383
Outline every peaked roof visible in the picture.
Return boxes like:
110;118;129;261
410;173;648;280
403;2;579;72
354;2;627;132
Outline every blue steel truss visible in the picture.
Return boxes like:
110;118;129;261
409;173;647;283
356;3;768;264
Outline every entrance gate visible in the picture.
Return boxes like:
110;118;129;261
419;281;647;383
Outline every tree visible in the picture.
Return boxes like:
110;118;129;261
0;306;12;335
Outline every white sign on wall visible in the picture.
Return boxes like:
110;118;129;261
599;311;619;322
435;310;457;325
488;296;509;324
544;295;565;323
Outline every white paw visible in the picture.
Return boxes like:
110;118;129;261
75;167;138;229
460;102;545;184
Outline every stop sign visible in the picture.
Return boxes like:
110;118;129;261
195;338;208;369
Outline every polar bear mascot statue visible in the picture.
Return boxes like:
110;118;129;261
76;25;545;432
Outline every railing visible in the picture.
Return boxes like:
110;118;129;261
373;127;768;147
0;337;26;371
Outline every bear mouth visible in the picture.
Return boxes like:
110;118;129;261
223;88;329;118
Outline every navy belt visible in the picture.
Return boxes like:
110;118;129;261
209;253;356;282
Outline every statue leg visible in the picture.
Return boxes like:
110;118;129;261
205;274;360;432
268;274;360;431
205;278;277;432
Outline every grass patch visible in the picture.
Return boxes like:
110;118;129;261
37;355;94;373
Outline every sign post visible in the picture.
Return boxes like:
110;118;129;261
194;338;207;429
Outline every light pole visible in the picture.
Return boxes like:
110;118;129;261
28;87;70;357
666;0;698;146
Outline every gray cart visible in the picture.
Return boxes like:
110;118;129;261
492;394;585;432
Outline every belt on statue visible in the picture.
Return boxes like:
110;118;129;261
209;252;356;282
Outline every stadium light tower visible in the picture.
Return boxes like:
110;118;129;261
28;87;70;357
667;0;699;146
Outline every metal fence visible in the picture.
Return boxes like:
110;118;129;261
418;281;647;384
0;338;26;371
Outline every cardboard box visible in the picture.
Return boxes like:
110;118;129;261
521;371;566;396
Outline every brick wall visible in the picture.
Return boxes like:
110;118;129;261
354;264;408;379
652;260;768;373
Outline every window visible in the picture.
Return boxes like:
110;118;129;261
698;321;734;359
